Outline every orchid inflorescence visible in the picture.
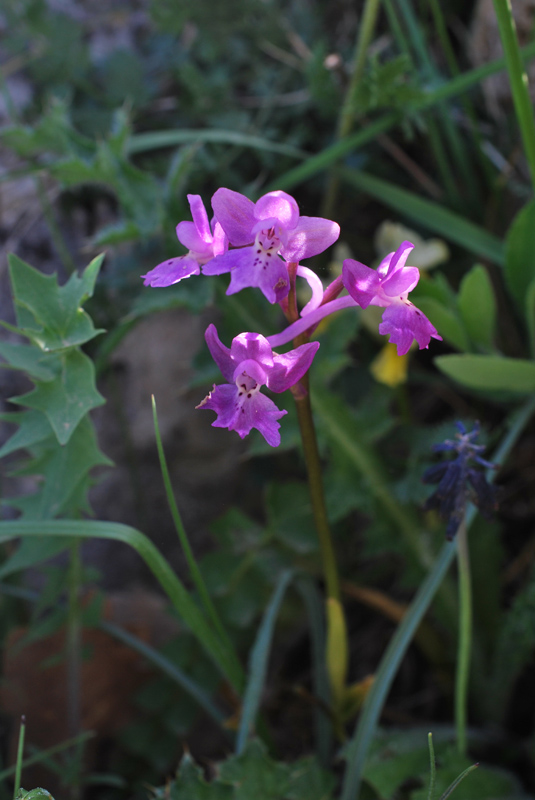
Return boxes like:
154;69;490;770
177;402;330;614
142;189;442;446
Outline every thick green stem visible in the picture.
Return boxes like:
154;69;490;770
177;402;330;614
455;520;472;756
493;0;535;190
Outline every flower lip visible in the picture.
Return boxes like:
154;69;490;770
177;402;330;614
233;359;267;388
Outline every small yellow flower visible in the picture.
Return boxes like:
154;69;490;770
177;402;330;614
370;342;410;386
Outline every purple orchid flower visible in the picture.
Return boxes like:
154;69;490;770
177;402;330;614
202;188;340;303
197;324;320;446
141;195;227;287
342;240;442;356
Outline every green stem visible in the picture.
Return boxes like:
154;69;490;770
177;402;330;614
294;390;340;604
427;732;437;800
455;520;472;756
67;542;82;800
492;0;535;190
13;715;25;800
323;0;382;217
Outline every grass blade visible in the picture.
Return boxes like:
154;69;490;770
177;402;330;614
0;520;244;693
0;732;94;783
236;570;293;754
99;620;227;729
126;129;306;160
339;168;505;265
152;396;232;648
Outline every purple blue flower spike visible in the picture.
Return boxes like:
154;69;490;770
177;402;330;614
202;188;340;303
141;194;227;287
197;324;320;446
342;240;442;355
423;421;498;539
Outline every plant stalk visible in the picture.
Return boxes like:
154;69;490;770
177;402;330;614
455;520;472;756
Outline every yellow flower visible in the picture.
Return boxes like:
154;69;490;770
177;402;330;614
370;342;409;386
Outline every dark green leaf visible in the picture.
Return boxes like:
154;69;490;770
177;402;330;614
15;350;105;445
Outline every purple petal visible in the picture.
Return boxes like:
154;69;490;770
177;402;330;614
211;221;228;256
141;257;200;287
212;246;289;304
211;188;256;246
384;240;414;278
205;324;235;382
381;265;420;297
378;299;442;355
268;341;320;392
187;194;211;242
176;220;212;256
201;249;246;276
197;384;286;446
342;259;382;308
230;332;274;370
254;191;299;230
232;358;267;386
281;217;340;262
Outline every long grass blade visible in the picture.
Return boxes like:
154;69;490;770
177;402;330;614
126;129;306;160
339;168;505;265
99;620;227;728
0;520;244;693
151;396;232;648
236;570;293;754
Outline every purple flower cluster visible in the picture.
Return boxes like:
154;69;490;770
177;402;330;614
143;188;442;445
423;421;497;539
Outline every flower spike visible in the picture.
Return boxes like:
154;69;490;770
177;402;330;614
423;421;498;539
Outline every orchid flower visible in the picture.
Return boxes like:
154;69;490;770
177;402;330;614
142;195;227;287
197;324;320;446
342;241;442;355
202;189;340;303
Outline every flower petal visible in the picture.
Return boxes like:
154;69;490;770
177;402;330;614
197;384;286;446
205;324;235;382
231;332;274;370
187;194;211;242
381;265;420;297
268;341;320;392
176;220;212;256
211;188;256;246
202;247;255;276
342;259;382;308
141;257;200;287
378;299;442;355
254;191;299;230
384;240;414;278
282;216;340;262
